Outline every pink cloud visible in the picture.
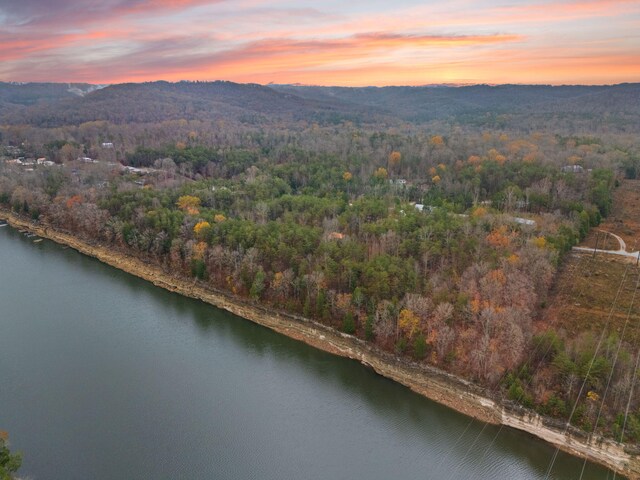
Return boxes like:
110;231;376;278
0;0;637;85
0;30;120;61
1;0;222;28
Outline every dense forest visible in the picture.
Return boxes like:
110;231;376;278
2;81;640;443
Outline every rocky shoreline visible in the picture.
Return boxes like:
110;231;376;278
1;209;638;479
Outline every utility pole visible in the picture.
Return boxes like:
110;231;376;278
593;232;600;258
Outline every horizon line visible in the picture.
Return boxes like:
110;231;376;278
1;79;639;89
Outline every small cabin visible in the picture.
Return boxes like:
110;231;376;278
511;216;536;226
561;165;584;173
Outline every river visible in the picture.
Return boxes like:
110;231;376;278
0;225;616;479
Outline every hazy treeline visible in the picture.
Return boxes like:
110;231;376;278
2;81;640;132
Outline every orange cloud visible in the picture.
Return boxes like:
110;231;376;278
200;32;523;69
0;30;119;62
3;32;638;86
197;33;519;81
0;30;524;82
0;1;637;85
350;33;523;48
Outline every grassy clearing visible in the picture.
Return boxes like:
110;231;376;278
542;180;640;343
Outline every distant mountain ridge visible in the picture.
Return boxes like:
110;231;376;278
272;83;640;119
0;80;638;130
0;81;379;127
0;82;105;105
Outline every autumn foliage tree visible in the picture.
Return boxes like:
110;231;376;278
373;167;388;181
193;220;211;240
177;195;200;215
398;308;420;339
388;151;401;173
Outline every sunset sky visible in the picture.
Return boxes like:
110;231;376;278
1;0;639;86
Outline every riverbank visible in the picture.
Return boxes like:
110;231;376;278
2;209;638;479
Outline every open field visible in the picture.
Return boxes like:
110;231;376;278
582;180;640;251
542;180;640;343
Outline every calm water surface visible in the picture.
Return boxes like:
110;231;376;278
0;226;617;479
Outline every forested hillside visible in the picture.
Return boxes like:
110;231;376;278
2;81;640;132
0;82;100;105
1;81;640;442
0;81;381;127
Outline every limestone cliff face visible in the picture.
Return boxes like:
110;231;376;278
2;210;638;479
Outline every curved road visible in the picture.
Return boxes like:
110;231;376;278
573;229;639;258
